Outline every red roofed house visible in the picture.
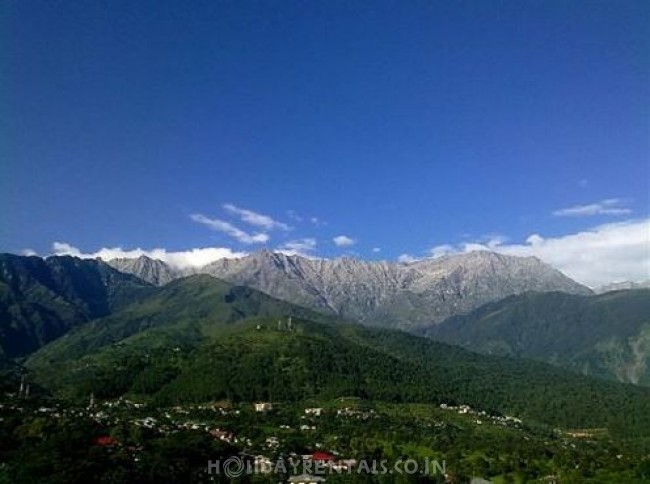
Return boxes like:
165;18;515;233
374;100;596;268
311;451;335;462
94;436;118;447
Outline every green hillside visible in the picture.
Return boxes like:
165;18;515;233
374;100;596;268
26;276;650;437
0;254;154;358
428;289;650;385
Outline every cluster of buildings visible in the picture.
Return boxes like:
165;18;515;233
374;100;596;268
439;402;523;428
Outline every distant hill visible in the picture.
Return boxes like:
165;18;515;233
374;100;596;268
594;280;650;294
428;289;650;385
0;254;154;358
107;250;591;331
26;275;650;436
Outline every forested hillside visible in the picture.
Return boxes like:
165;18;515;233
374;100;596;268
26;275;650;437
428;289;650;385
0;254;153;357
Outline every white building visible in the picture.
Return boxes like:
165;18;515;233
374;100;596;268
254;402;273;412
288;474;326;484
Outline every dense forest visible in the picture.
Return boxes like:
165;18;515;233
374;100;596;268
24;275;650;437
428;289;650;385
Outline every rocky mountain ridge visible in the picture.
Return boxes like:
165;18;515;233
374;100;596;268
107;250;591;331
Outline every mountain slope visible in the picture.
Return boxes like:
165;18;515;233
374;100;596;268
108;255;178;286
26;275;650;436
27;274;337;365
108;250;591;331
428;289;650;385
0;254;154;358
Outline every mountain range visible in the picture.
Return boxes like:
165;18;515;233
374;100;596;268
595;280;650;294
23;273;650;435
108;250;591;331
1;250;650;439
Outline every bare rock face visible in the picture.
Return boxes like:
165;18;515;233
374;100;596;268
108;250;592;331
107;255;177;286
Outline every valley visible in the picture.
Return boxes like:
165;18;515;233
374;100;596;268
1;252;649;482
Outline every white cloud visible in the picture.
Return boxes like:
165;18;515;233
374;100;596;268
553;198;632;217
425;219;650;287
223;203;290;231
429;244;455;259
286;210;303;222
277;238;318;257
372;247;381;253
429;235;507;259
21;248;38;256
190;214;269;244
310;217;327;227
398;253;418;264
51;242;245;269
483;234;509;247
333;235;356;247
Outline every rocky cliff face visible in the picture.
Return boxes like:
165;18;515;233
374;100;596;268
108;250;592;331
108;255;177;286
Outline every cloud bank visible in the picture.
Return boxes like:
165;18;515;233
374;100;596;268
397;253;418;263
426;219;650;287
51;242;246;269
43;218;650;287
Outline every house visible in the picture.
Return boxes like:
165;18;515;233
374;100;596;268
134;416;157;428
210;428;236;443
305;407;323;417
94;436;118;447
311;451;335;463
254;402;273;412
288;474;326;484
253;455;274;474
265;436;280;449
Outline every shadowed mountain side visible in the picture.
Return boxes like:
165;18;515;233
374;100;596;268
0;254;154;358
428;289;650;385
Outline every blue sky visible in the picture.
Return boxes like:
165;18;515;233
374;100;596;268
2;1;649;285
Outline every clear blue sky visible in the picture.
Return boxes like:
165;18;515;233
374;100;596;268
2;0;648;266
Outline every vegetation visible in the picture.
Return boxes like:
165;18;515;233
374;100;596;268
1;394;649;483
0;254;153;358
25;276;650;437
3;257;650;482
428;289;650;385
